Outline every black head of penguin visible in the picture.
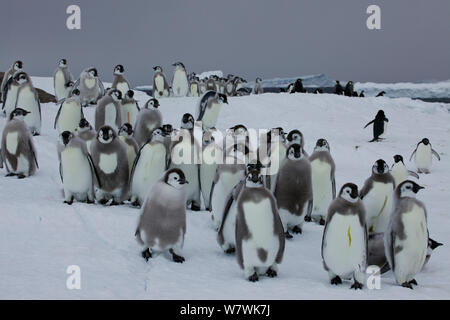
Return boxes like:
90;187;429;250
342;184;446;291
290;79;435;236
109;89;122;100
246;168;263;185
59;58;67;66
287;143;302;159
428;238;443;250
15;60;23;69
422;138;430;146
79;118;91;129
393;155;404;164
164;168;188;186
71;88;80;97
65;81;74;89
9;107;30;120
88;68;98;77
218;93;228;104
162;124;173;136
339;183;359;200
14;72;28;83
97;125;116;144
119;123;133;136
315;138;330;151
181;113;194;129
61;131;74;146
153;66;162;72
114;64;124;74
373;159;389;175
172;62;185;69
146;98;160;109
375;110;386;119
126;90;134;99
246;160;263;173
396;180;424;198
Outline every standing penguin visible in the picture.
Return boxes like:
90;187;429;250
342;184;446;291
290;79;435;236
344;81;354;97
290;78;306;94
235;168;285;282
58;131;99;204
205;76;217;92
275;143;313;238
391;154;419;187
76;118;96;152
90;125;129;205
95;88;122;132
9;72;41;135
259;127;287;193
53;58;74;103
135;168;188;263
1;60;23;102
333;80;343;95
54;88;83;134
364;110;389;142
1;108;38;178
152;66;170;99
360;159;395;234
253;77;264;95
111;64;131;97
120;90;140;126
200;129;222;211
359;90;365;97
188;76;200;97
118;123;139;177
73;67;105;106
384;180;428;289
286;129;309;156
321;183;367;289
170;113;201;210
130;128;168;207
195;91;228;130
309;139;336;225
171;62;189;97
133;98;162;147
410;138;441;174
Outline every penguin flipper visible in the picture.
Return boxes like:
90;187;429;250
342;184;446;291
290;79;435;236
2;77;13;110
87;153;101;189
408;170;420;179
29;139;39;169
432;149;441;161
59;162;63;183
129;144;144;186
409;149;417;162
331;174;336;199
54;103;63;129
0;150;3;169
364;120;374;129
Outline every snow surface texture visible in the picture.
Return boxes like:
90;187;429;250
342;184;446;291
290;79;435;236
1;76;449;299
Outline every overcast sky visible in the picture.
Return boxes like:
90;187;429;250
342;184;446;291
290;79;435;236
1;0;449;86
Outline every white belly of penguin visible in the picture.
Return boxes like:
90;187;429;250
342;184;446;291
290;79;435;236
54;70;67;101
323;214;365;277
172;70;188;96
154;75;165;96
132;144;166;202
84;78;96;89
61;147;92;193
391;163;408;187
189;83;198;97
121;103;138;125
394;206;428;282
221;201;238;249
202;103;221;129
362;182;394;233
6;132;19;154
99;153;117;174
211;171;243;228
242;200;278;267
4;85;18;116
17;87;40;130
104;103;117;129
58;101;81;133
415;145;432;169
311;159;333;217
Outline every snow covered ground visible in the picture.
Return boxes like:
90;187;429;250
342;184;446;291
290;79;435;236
1;76;449;299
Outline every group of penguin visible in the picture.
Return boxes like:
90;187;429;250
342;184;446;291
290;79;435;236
0;58;444;289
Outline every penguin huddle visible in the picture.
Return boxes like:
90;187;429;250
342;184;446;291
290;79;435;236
0;58;443;290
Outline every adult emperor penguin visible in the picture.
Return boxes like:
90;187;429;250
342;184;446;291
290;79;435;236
200;129;222;211
76;118;96;152
344;81;354;97
135;168;188;263
253;77;263;94
1;108;38;178
73;67;105;106
360;159;395;234
94;88;122;132
54;88;83;135
152;66;170;99
120;90;140;126
410;138;441;174
170;113;201;210
235;167;285;282
333;80;343;95
364;110;389;142
130;128;168;207
1;60;23;102
90;125;129;205
53;58;74;103
309;139;336;225
195;91;228;130
391;154;419;187
118;123;139;177
321;183;367;289
274;143;313;238
133;98;162;147
111;64;131;97
8;72;41;135
171;62;189;97
384;180;428;289
58;131;100;204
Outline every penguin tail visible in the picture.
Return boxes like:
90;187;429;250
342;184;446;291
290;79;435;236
135;227;144;245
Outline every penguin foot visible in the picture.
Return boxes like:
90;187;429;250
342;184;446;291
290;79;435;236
401;282;414;289
319;218;326;226
331;276;342;285
170;249;185;263
266;268;277;278
224;247;235;254
191;203;201;211
64;198;74;205
110;200;122;206
6;173;16;177
141;249;152;261
17;174;26;179
86;199;94;204
304;215;312;222
284;231;293;239
99;199;109;205
292;226;302;234
409;279;418;286
350;281;363;290
32;132;40;136
131;200;140;207
248;273;259;282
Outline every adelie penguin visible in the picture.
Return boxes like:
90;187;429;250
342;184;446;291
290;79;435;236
152;66;170;99
1;108;38;178
235;167;285;282
364;110;389;142
135;168;188;263
391;154;419;187
53;59;74;103
1;60;23;103
384;180;429;289
321;183;367;290
73;67;105;106
111;64;131;98
58;131;100;205
410;138;440;174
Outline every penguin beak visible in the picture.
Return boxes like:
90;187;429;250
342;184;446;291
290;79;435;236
350;189;359;199
180;178;188;185
413;185;425;193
